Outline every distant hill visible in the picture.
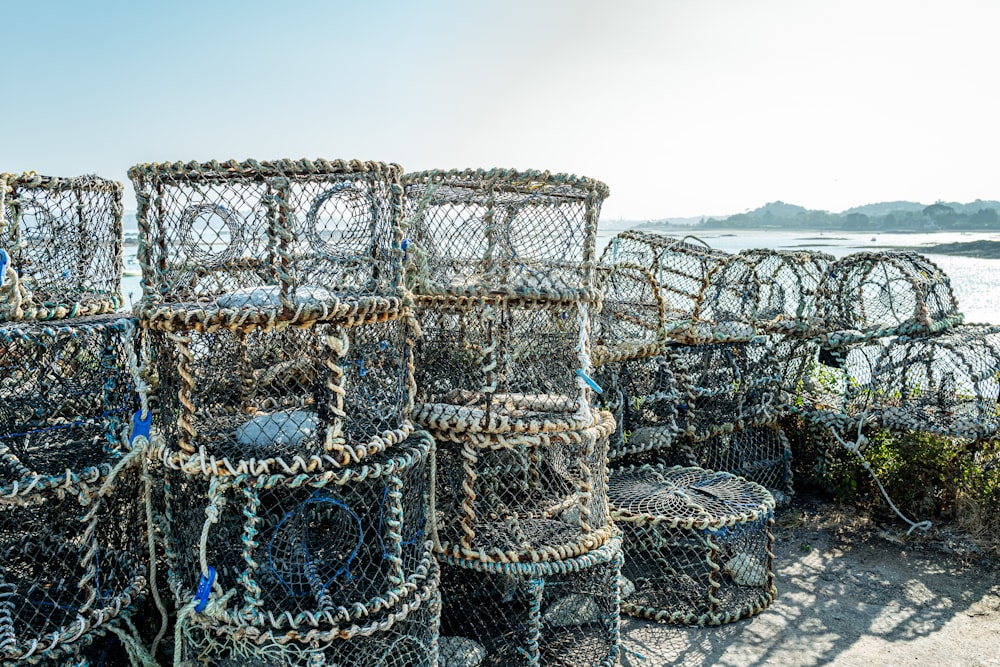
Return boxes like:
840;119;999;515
841;201;925;216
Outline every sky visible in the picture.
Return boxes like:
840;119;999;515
2;0;999;220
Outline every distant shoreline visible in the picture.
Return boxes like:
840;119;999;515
891;240;1000;259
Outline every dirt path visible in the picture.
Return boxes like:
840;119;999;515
620;499;1000;666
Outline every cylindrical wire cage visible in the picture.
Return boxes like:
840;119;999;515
428;411;616;564
157;432;433;633
609;464;776;626
0;173;123;322
688;421;794;503
591;263;665;359
147;309;416;473
815;251;963;344
401;168;609;298
437;535;623;667
128;158;407;324
0;460;146;662
0;316;139;482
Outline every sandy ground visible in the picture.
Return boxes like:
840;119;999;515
620;499;1000;667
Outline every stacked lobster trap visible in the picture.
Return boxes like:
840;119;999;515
130;159;439;666
403;168;624;666
0;173;147;664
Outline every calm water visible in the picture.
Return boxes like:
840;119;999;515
122;226;1000;325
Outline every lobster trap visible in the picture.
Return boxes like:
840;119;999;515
437;535;622;667
874;325;1000;440
816;251;963;343
0;316;139;481
0;173;123;322
412;295;598;435
128;159;407;324
592;263;664;357
148;311;415;473
591;350;682;461
609;465;776;626
727;249;834;336
158;433;433;632
687;421;794;503
668;337;781;441
0;460;146;663
180;562;440;666
401;169;609;297
429;411;615;564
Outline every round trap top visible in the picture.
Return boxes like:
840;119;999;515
609;465;774;529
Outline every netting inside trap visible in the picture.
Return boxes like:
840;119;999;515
401;169;608;296
0;173;122;322
412;297;595;434
592;264;663;353
668;338;780;440
609;465;775;626
161;433;432;629
430;411;615;563
599;231;731;331
592;353;681;460
438;536;622;667
816;251;962;340
741;250;833;330
0;464;145;661
0;316;138;481
151;314;413;469
688;422;793;501
128;159;406;312
182;569;440;666
873;325;1000;440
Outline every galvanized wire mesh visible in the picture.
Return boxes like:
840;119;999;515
180;565;440;666
730;249;834;336
158;433;432;633
401;169;609;297
128;159;406;324
0;316;138;481
412;296;597;435
816;251;963;343
148;312;415;473
609;465;775;626
0;173;123;322
688;422;794;503
592;263;664;358
428;411;615;564
792;339;887;433
0;461;145;662
437;536;622;667
875;325;1000;440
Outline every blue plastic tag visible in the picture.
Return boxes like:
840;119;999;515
130;409;152;446
0;249;9;286
193;566;216;612
576;369;603;395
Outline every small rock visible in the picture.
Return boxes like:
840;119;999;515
723;553;769;587
235;409;319;449
543;593;601;627
438;636;486;667
619;576;636;599
216;285;332;309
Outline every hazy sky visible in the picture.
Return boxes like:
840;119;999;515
3;0;998;219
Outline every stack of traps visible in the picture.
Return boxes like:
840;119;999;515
404;169;623;666
0;175;146;663
130;159;438;663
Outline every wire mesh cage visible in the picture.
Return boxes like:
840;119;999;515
180;562;440;666
599;231;732;341
874;325;1000;440
148;311;415;473
428;411;615;564
668;338;779;441
0;460;146;662
725;249;834;336
687;422;794;504
0;173;123;323
128;158;406;324
0;316;139;482
401;168;609;297
158;432;432;633
609;464;776;626
591;350;682;461
412;296;598;435
815;251;963;343
592;263;664;359
437;535;622;667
